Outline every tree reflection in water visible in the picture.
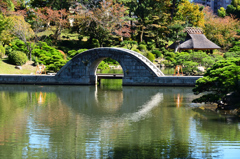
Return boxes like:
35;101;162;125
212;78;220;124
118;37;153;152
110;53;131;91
0;84;240;158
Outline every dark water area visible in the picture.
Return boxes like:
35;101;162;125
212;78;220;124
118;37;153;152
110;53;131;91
0;81;240;159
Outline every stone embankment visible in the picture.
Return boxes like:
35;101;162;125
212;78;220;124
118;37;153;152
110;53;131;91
0;74;202;86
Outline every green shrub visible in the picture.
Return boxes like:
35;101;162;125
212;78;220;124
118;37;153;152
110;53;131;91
39;35;54;46
140;51;147;57
224;51;240;59
147;42;155;50
0;45;5;58
103;39;113;47
139;41;146;45
77;49;88;54
183;61;199;75
152;50;162;58
68;49;88;58
11;39;28;54
8;51;28;66
121;40;138;49
92;38;100;48
31;41;68;72
146;52;155;62
162;60;173;67
159;47;168;55
68;50;77;57
5;45;12;55
104;57;119;65
132;48;141;53
202;56;215;69
98;61;110;70
137;44;147;51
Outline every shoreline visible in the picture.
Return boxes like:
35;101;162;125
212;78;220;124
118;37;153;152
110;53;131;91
193;103;240;117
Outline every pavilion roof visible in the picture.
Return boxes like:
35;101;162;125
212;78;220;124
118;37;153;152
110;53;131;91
168;27;221;51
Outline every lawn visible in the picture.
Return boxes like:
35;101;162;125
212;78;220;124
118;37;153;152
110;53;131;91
0;58;36;75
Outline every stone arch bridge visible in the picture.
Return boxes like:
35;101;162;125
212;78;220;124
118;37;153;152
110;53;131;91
56;47;165;85
0;47;201;86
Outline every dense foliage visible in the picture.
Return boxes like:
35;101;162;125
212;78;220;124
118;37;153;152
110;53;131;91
226;0;240;18
0;0;239;76
204;7;240;51
32;42;67;72
0;44;5;58
193;59;240;106
8;50;28;65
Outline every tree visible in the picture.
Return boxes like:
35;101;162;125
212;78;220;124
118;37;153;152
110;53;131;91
203;6;240;51
169;0;187;20
42;7;68;40
174;0;204;28
29;0;72;10
193;59;240;106
226;0;240;18
0;0;15;13
120;0;159;43
147;0;171;48
8;15;35;60
218;7;226;17
0;13;14;45
151;0;204;49
75;0;127;46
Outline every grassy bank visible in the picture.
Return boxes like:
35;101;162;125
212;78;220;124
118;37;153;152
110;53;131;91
0;58;36;75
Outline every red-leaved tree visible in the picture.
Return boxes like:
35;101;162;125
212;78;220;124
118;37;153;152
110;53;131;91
73;0;129;46
203;7;240;51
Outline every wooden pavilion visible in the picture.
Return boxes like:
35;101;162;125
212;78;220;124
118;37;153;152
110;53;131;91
168;27;221;52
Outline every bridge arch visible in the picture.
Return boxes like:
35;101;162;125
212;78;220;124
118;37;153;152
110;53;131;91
56;47;164;85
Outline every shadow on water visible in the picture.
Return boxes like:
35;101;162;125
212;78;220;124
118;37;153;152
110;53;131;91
107;141;191;159
192;107;240;124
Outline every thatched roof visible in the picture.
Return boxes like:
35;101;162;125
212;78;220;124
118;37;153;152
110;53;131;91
168;27;221;51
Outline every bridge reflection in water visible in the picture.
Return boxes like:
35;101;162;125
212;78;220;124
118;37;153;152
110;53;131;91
0;84;204;159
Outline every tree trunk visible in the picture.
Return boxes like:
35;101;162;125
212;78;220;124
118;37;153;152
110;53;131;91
139;26;144;43
27;43;32;61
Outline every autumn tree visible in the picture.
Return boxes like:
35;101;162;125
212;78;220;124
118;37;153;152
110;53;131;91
0;0;15;13
40;7;68;40
75;0;128;46
25;8;48;42
203;7;240;51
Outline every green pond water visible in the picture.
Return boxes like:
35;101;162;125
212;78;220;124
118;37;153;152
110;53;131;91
0;81;240;159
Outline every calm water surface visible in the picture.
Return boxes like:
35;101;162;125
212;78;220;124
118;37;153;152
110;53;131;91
0;81;240;159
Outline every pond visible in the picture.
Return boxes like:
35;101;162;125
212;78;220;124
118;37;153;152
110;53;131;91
0;81;240;158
